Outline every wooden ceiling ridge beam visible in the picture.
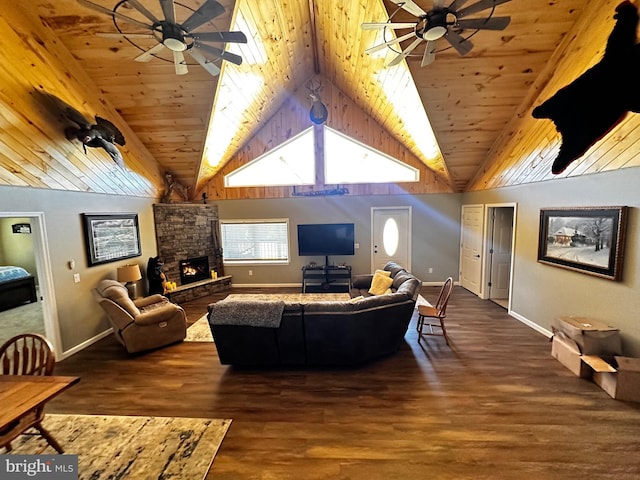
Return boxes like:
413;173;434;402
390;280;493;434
466;0;611;191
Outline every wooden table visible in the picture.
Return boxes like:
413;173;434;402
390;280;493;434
0;375;80;449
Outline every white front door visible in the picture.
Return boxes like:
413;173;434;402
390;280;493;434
488;207;513;300
371;207;411;271
460;204;484;296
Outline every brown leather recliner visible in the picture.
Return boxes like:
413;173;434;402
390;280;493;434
94;279;187;353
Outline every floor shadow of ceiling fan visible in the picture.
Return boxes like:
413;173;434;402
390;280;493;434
362;0;512;67
78;0;247;76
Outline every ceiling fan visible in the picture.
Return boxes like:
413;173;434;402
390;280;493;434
362;0;512;67
77;0;248;76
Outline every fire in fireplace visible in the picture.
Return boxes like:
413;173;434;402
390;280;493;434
179;256;210;285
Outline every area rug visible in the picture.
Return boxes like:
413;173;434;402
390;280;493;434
185;315;214;342
5;414;231;480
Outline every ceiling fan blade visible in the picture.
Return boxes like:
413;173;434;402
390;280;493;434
194;42;243;65
433;0;447;8
361;22;417;30
365;31;415;54
125;0;160;24
134;42;166;62
421;40;436;66
456;16;511;30
189;31;248;43
457;0;512;18
181;0;226;32
159;0;176;24
188;47;221;76
77;0;152;30
447;0;471;11
173;50;188;75
387;37;423;66
388;0;427;17
444;29;473;55
97;32;155;39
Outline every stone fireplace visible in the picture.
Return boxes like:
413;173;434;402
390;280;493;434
179;256;210;284
153;203;230;302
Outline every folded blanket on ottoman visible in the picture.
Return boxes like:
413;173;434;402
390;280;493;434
209;299;285;328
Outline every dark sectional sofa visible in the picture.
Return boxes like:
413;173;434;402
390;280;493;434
207;262;421;367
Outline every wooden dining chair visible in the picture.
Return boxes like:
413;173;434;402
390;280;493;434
416;277;454;345
0;333;64;453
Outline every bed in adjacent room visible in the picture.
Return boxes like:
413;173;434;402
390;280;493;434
0;266;37;312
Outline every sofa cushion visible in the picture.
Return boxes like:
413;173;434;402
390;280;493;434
392;272;412;290
384;262;406;277
396;277;421;301
354;292;408;309
303;301;357;313
369;272;394;295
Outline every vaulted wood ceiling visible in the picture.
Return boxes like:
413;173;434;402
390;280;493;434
4;0;638;199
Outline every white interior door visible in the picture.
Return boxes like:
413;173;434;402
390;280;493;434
460;205;484;296
488;207;513;300
371;207;411;271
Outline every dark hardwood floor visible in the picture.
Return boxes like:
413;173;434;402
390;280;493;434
49;286;640;479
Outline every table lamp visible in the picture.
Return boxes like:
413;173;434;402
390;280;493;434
117;264;142;299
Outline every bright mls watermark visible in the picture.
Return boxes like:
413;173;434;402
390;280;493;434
0;455;78;479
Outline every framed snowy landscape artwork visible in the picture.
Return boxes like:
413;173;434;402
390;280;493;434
538;206;628;281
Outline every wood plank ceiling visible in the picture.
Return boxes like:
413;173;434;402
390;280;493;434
9;0;633;197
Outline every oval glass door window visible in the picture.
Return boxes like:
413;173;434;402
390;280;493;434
383;218;399;256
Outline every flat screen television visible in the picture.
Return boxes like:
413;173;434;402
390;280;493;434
297;223;355;257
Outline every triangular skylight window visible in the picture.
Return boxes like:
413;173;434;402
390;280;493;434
324;127;419;184
224;128;315;187
225;125;419;187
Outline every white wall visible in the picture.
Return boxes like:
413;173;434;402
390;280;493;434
216;193;462;285
0;185;157;355
463;167;640;356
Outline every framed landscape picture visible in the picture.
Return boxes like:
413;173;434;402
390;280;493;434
537;206;628;281
82;213;141;266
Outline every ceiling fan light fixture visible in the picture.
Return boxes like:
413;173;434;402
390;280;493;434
164;37;187;51
162;22;187;51
423;25;447;40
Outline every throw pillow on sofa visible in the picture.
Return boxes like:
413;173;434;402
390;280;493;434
369;272;394;295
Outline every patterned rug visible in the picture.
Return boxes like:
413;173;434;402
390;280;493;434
4;414;231;480
185;315;214;342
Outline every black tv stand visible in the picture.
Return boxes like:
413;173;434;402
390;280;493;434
302;264;352;293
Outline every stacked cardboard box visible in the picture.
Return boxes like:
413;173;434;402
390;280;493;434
550;316;640;402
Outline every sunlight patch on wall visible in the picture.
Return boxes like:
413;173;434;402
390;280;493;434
373;65;441;162
203;5;268;169
204;72;263;168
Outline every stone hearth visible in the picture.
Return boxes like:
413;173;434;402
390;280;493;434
153;203;229;301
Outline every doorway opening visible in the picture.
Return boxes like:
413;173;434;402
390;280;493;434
484;204;516;311
0;212;61;357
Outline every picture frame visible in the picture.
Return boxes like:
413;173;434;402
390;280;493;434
537;206;628;281
82;213;141;266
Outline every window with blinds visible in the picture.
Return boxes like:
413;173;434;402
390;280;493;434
221;219;289;264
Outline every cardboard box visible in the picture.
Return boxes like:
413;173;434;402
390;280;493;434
582;355;640;402
551;333;592;378
554;316;621;356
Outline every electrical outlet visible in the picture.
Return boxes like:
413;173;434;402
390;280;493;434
249;270;253;276
428;267;433;274
73;273;81;283
354;243;360;249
